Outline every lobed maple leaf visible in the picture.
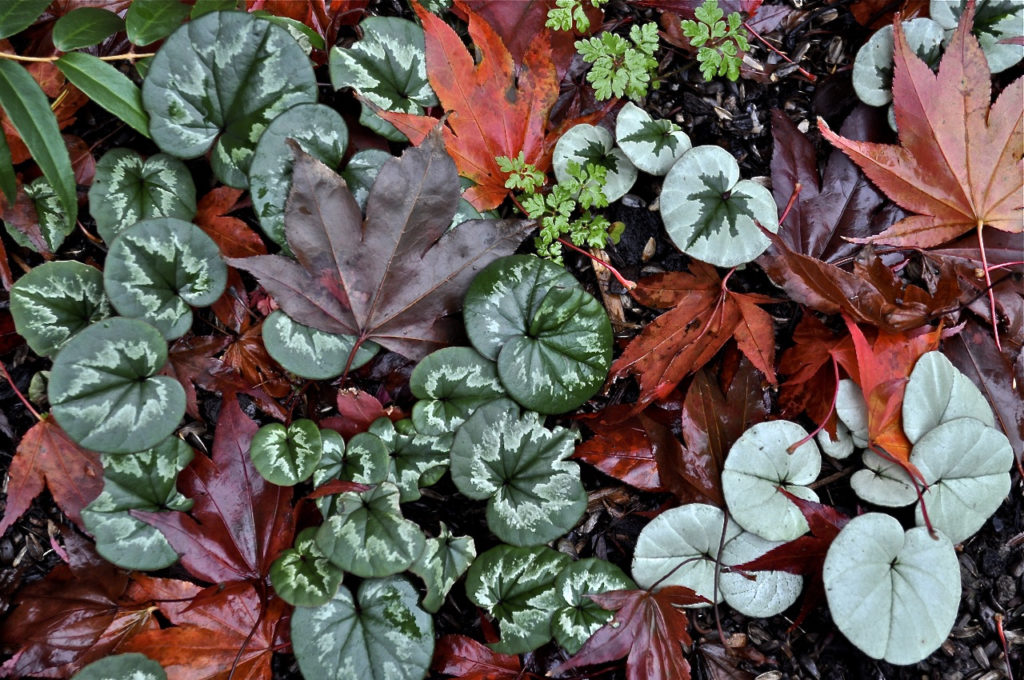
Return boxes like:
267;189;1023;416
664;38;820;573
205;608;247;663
574;405;672;492
819;2;1023;249
228;131;530;362
431;634;531;680
776;313;850;428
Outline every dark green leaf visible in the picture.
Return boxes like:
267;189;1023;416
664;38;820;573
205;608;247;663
56;53;150;139
262;309;377;380
70;653;167;680
249;419;322;486
125;0;190;46
52;8;125;51
0;125;13;203
0;0;51;40
270;527;344;607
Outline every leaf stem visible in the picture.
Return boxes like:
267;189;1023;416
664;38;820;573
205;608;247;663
0;359;42;421
787;354;839;453
557;237;636;290
778;181;802;224
0;51;155;63
976;223;1002;351
742;21;816;82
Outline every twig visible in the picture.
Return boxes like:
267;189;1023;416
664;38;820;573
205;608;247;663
557;238;636;290
0;360;42;422
0;51;154;63
743;21;816;82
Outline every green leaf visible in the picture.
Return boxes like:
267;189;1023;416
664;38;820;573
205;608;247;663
316;482;426;578
292;576;434;680
88;148;195;244
931;0;1024;73
823;513;960;665
249;104;348;248
10;261;112;357
340;148;392;210
464;544;571;654
250;419;322;486
252;12;325;52
367;418;451;502
315;429;389;487
0;0;51;39
450;400;586;546
141;10;318;187
902;350;994;444
81;437;193;571
0;60;77;230
661;145;779;267
409;523;476;613
70;653;167;680
262;310;377;380
614;102;691;176
191;0;240;18
49;317;186;454
270;527;344;607
52;8;125;51
719;531;803;617
125;0;190;46
721;420;821;541
552;124;636;202
0;125;14;203
24;176;74;253
852;19;944;107
56;53;150;139
835;379;869;447
409;346;505;436
103;217;228;340
551;558;634;654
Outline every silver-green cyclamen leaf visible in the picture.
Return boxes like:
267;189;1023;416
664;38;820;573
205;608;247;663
552;123;637;202
409;346;506;436
852;19;944;107
262;310;377;381
409;523;476;613
340;149;392;210
270;527;345;607
250;419;322;486
614;101;691;176
12;177;73;255
313;428;388;519
69;653;167;680
902;350;994;444
368;417;451;502
551;558;635;654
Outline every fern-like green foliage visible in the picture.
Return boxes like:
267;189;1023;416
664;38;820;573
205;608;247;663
545;0;609;33
681;0;750;81
575;22;660;101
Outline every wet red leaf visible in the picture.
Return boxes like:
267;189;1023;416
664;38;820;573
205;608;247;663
574;406;669;492
320;388;388;439
432;634;527;680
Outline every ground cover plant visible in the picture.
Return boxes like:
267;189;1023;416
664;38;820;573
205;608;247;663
0;0;1021;679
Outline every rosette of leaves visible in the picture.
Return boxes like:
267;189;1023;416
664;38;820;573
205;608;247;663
262;310;378;381
930;0;1024;73
141;10;318;187
660;145;780;268
552;124;637;203
48;317;186;454
823;513;960;665
329;16;437;142
367;417;451;502
70;654;167;680
270;527;344;607
575;22;660;101
292;576;434;680
13;177;72;253
464;544;571;654
614;102;691;176
312;428;387;518
409;346;506;436
450;400;587;546
103;217;228;340
463;255;613;414
81;437;193;571
680;0;751;81
551;558;634;654
409;523;477;613
248;104;349;248
9;261;112;357
249;418;322;486
316;482;426;578
87;148;197;244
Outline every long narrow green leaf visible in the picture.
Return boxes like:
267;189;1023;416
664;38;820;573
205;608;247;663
0;128;15;204
52;8;125;51
125;0;190;47
0;61;77;229
0;0;51;40
56;53;150;138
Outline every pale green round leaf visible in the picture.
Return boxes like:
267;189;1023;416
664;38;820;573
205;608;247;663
88;148;196;245
341;149;392;210
10;261;112;357
450;400;586;546
292;576;434;680
250;419;322;486
720;531;803;618
367;417;451;502
722;421;821;541
614;102;691;176
552;123;637;202
835;379;870;448
316;482;426;578
823;513;960;665
816;420;855;460
464;544;571;654
52;8;125;52
262;310;378;380
631;503;741;604
852;19;944;107
850;449;916;507
552;558;634;654
249;103;348;248
931;0;1024;73
902;350;994;444
141;10;318;187
661;145;779;268
70;653;167;680
911;418;1013;544
409;523;476;613
104;218;228;340
410;346;505;436
270;527;344;607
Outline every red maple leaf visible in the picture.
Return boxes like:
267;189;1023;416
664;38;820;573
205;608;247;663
432;634;532;680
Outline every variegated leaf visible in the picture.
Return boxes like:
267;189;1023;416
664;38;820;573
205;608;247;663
70;653;167;680
262;310;378;381
249;104;348;248
340;149;391;210
314;428;389;518
292;576;434;680
464;544;570;654
81;436;193;571
270;527;344;607
316;482;426;578
661;145;780;268
5;177;74;254
104;217;228;340
551;558;634;654
329;16;437;142
552;124;637;202
614;102;691;176
88;148;196;244
368;417;451;502
409;346;506;436
852;19;944;108
409;522;476;613
141;10;318;187
450;400;586;547
49;317;186;454
930;0;1024;74
250;418;322;486
10;261;112;357
464;255;612;414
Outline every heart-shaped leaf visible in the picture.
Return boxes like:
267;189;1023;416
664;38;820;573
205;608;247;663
292;576;434;680
250;418;322;486
410;346;505;436
49;317;186;454
262;310;379;381
315;429;389;488
850;449;916;507
88;148;196;244
614;101;691;176
70;653;167;680
450;400;586;546
316;482;426;578
552;123;637;202
661;145;780;267
464;544;571;654
367;417;451;502
81;437;193;571
249;103;348;248
409;522;476;613
104;217;228;340
902;350;994;444
852;19;944;107
722;420;821;541
10;261;112;357
835;379;870;447
823;512;960;665
551;558;635;654
19;177;73;254
141;10;318;187
269;527;344;607
719;531;803;618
